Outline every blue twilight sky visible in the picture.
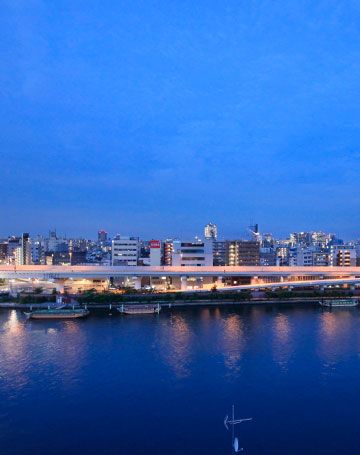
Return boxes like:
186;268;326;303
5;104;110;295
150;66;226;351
1;0;360;240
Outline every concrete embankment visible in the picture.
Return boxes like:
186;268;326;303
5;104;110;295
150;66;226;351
0;298;321;310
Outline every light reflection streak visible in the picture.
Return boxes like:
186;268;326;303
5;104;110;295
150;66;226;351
0;310;28;389
272;313;293;371
157;314;193;378
220;314;245;378
318;311;352;369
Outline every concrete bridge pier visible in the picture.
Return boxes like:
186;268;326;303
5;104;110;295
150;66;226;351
181;276;188;291
216;276;223;288
54;279;65;294
132;277;142;290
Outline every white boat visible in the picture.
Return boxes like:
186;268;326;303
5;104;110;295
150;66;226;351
224;405;252;453
319;299;358;308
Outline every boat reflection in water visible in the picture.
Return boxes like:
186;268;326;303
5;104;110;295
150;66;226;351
24;308;90;320
318;310;352;369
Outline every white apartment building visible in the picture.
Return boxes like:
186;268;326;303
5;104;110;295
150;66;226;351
296;247;314;266
330;245;357;267
149;240;162;266
15;233;31;265
172;239;213;267
112;236;139;266
31;236;45;264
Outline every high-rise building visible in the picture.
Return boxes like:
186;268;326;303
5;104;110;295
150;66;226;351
204;223;218;240
260;247;277;266
149;240;162;266
31;236;45;264
111;236;139;266
163;240;174;266
46;230;68;253
0;240;8;264
249;223;261;242
213;241;226;266
15;233;31;265
6;236;20;264
226;240;260;266
98;230;108;243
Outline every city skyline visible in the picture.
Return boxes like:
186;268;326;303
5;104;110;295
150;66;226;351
0;224;357;242
2;1;360;238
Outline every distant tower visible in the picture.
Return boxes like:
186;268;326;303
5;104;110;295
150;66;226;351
248;223;261;242
204;223;218;240
98;230;108;243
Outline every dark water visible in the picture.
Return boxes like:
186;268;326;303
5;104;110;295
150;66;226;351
1;305;360;454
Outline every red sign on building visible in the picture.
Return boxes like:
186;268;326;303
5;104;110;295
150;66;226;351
150;240;161;249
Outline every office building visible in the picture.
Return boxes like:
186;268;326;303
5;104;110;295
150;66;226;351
98;230;108;243
204;223;218;240
260;247;277;266
150;240;162;266
163;240;174;266
15;233;31;265
213;241;226;266
31;236;45;264
226;240;260;266
172;239;213;266
112;236;139;266
0;240;8;264
330;245;356;267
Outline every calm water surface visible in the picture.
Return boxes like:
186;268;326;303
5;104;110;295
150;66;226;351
0;304;360;454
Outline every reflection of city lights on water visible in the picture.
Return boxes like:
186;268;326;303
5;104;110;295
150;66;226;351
318;311;352;367
64;321;80;334
200;308;211;321
1;310;28;389
274;314;290;343
157;315;193;378
220;314;245;378
213;308;221;319
4;310;24;336
272;313;293;371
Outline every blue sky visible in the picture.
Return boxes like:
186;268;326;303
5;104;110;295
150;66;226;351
1;0;360;239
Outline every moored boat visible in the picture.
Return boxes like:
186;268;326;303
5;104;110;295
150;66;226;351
118;304;161;315
319;299;358;308
24;308;90;320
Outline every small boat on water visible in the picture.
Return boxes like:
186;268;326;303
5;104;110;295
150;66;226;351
24;308;90;320
319;299;359;308
224;405;252;453
118;304;161;315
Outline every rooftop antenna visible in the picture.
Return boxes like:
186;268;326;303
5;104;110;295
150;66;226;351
224;405;252;453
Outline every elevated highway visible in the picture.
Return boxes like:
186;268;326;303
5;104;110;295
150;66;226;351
1;265;360;280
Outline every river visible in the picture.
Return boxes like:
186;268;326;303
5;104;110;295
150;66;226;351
0;304;359;454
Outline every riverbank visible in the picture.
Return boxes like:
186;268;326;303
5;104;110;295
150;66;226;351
0;297;334;310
